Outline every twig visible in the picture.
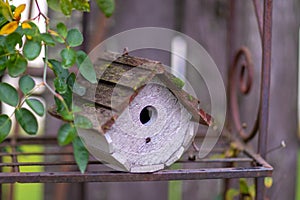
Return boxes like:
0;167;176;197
266;140;286;154
17;83;43;107
33;0;49;22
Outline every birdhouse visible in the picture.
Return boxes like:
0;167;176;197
50;52;212;173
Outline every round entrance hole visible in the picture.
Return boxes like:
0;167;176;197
139;106;157;126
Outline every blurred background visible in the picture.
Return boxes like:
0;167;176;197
2;0;298;199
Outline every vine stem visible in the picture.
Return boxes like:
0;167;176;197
42;38;59;98
7;82;46;121
33;0;70;113
18;82;46;108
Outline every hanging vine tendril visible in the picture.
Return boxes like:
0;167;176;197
229;47;260;142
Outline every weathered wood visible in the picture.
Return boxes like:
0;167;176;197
49;99;117;134
158;72;212;126
92;60;158;90
98;51;165;74
94;82;195;172
76;80;134;112
73;52;212;134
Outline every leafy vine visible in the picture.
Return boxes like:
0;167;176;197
0;0;114;173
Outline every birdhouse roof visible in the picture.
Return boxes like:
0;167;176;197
49;52;212;134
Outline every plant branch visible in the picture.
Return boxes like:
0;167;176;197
33;0;49;22
32;0;71;113
42;29;67;109
18;82;46;108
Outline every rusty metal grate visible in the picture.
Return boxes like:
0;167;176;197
0;133;272;183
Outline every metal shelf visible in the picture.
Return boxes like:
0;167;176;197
0;134;272;184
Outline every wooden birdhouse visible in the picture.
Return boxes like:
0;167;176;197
50;52;212;173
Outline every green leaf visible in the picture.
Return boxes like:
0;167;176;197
22;26;34;36
53;35;64;44
95;0;115;17
0;60;6;71
60;0;72;16
72;105;82;113
66;72;75;88
249;185;255;198
22;22;40;38
5;32;22;53
0;63;6;73
47;0;61;12
19;75;35;94
0;35;6;46
72;0;90;12
48;59;69;80
53;62;73;114
0;82;19;107
54;95;71;118
0;1;13;21
25;98;44;116
41;33;56;46
0;45;8;69
0;68;5;77
66;72;86;95
54;95;64;113
0;114;12;143
7;53;27;77
239;178;249;194
76;50;97;83
61;48;76;68
73;82;86;96
14;25;24;35
56;22;68;38
0;15;8;27
62;87;73;109
54;87;72;115
226;189;239;200
74;115;93;129
23;39;42;60
66;29;83;47
58;123;76;146
72;137;89;173
15;108;38;135
61;109;74;121
264;177;273;188
54;77;68;94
